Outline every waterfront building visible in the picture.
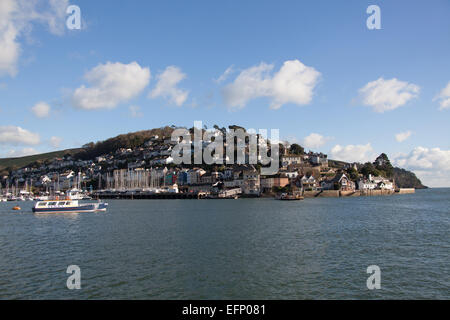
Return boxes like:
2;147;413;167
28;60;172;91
260;176;290;192
298;175;319;191
321;173;355;191
242;167;260;195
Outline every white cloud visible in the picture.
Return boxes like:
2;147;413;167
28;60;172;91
0;0;19;76
395;130;412;142
129;105;143;118
72;61;150;110
222;59;321;110
50;136;62;148
31;101;51;118
394;147;450;187
302;133;331;149
434;82;450;110
394;147;450;171
149;66;189;106
330;143;374;163
358;78;420;113
214;65;234;83
0;0;69;77
0;126;40;145
7;147;38;157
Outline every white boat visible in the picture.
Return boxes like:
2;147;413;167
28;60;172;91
32;200;108;214
66;188;92;200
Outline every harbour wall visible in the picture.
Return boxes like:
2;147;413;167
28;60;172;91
95;192;202;200
360;189;395;196
95;188;413;200
303;189;399;198
340;191;361;197
397;188;415;194
303;190;340;198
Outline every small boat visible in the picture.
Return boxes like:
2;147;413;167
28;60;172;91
12;206;21;211
67;188;92;200
32;200;108;214
276;192;304;201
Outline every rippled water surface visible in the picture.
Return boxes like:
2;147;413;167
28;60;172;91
0;189;449;299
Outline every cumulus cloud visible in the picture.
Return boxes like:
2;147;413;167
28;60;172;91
358;78;420;113
395;130;412;142
394;147;450;171
31;101;51;118
434;82;450;110
50;136;62;148
0;126;40;145
394;147;450;187
222;59;321;110
149;66;189;106
214;65;234;83
330;143;374;163
72;61;150;110
129;105;143;118
7;147;38;157
302;133;331;149
0;0;69;77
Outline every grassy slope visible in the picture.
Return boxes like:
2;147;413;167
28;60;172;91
0;148;81;172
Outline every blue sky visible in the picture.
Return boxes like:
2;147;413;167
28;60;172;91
0;0;449;186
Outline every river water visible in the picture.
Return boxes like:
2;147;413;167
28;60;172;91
0;188;448;299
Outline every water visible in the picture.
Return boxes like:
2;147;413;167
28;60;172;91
0;189;448;299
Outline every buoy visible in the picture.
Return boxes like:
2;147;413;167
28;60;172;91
12;206;21;211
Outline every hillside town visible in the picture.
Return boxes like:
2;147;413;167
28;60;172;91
0;127;410;201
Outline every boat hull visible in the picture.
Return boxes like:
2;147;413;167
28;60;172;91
32;203;108;214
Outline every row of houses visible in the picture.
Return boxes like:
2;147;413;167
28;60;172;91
260;170;394;193
1;132;395;196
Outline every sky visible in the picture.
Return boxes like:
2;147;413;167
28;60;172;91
0;0;449;187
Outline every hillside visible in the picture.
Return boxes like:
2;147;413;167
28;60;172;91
76;126;175;160
393;167;427;189
0;148;81;173
0;126;427;189
0;126;176;174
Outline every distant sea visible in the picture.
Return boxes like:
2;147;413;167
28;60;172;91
0;188;448;299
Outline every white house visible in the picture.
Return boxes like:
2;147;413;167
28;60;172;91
281;155;302;167
281;171;298;179
358;174;395;191
357;179;377;190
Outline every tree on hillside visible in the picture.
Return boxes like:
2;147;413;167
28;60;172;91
373;153;394;177
360;162;380;177
346;167;359;181
289;143;304;155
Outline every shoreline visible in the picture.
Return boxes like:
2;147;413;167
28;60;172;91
92;188;415;200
